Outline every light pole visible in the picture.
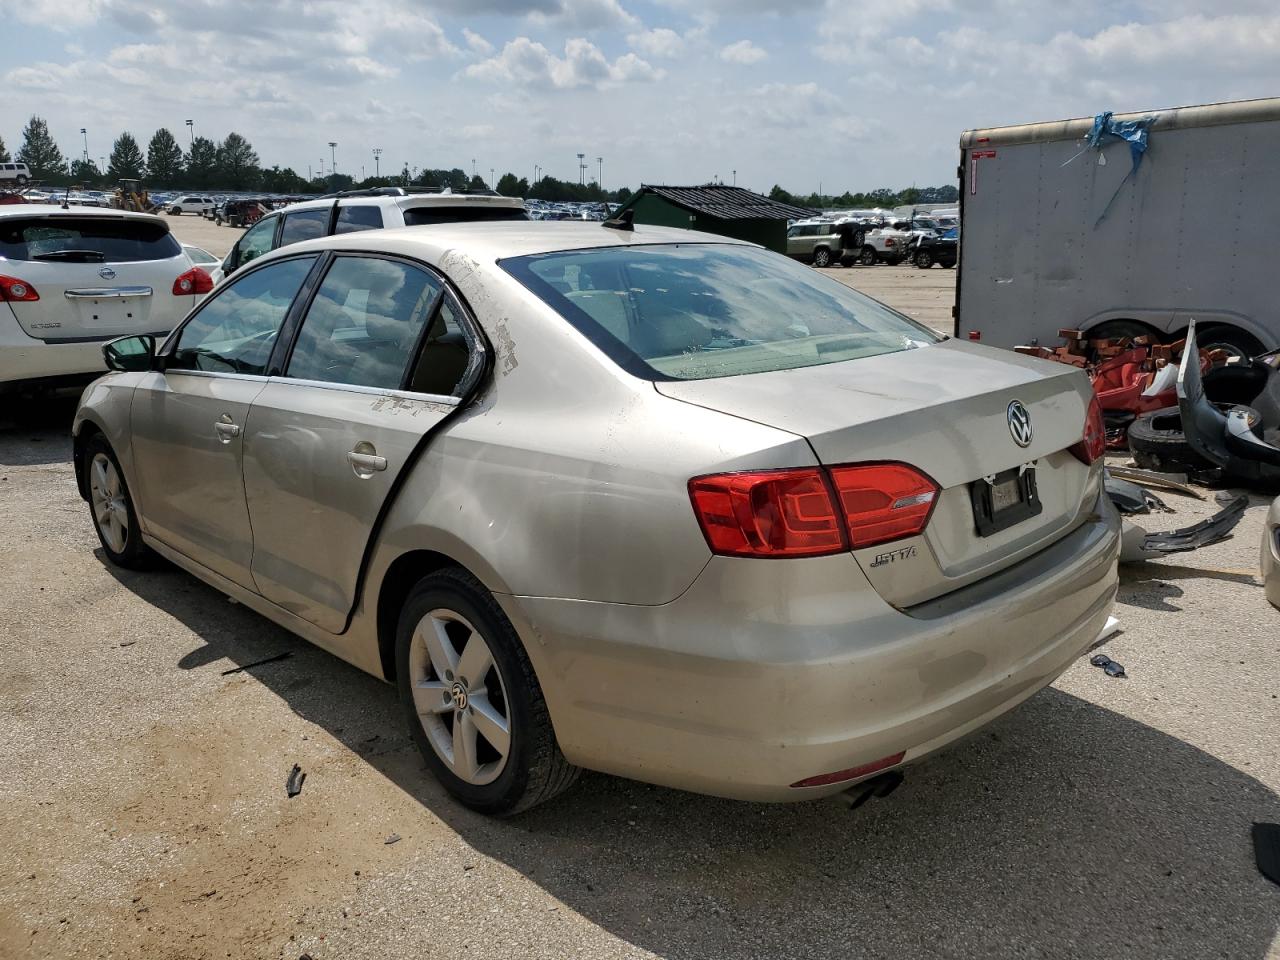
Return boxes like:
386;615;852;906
471;158;476;178
490;167;494;190
733;169;737;186
319;158;325;177
372;148;381;180
534;164;541;184
576;153;585;185
185;119;193;148
328;142;337;175
596;156;603;191
79;128;88;163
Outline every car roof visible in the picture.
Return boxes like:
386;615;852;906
277;193;525;215
0;205;169;225
277;221;753;265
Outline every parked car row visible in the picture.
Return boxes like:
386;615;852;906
786;215;959;269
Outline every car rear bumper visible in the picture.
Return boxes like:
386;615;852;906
0;310;109;389
500;491;1120;802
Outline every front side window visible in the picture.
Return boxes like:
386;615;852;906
285;256;442;391
171;256;316;375
503;244;941;381
278;209;328;247
334;205;383;234
237;215;277;267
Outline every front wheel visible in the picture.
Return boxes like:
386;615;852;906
812;247;832;268
915;250;933;269
84;435;155;569
860;246;877;266
396;568;579;815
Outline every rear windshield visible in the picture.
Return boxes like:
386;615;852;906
402;206;529;226
0;216;181;263
502;244;941;381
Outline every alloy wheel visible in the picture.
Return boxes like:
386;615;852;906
408;608;511;786
89;452;129;554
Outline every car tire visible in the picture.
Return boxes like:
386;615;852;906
915;250;934;269
395;568;580;815
860;246;877;266
16;175;28;184
84;434;155;569
813;247;832;268
1127;403;1263;475
1199;324;1265;362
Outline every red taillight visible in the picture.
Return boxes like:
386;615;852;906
688;469;846;558
968;330;981;341
689;461;938;558
885;238;896;247
173;267;214;295
828;463;939;549
790;751;906;788
1070;394;1105;465
0;274;39;302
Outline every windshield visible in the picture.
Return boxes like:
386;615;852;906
502;243;942;381
0;216;181;263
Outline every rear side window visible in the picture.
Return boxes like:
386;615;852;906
401;206;528;226
503;244;941;381
335;205;383;234
285;256;443;391
0;217;182;263
279;209;328;246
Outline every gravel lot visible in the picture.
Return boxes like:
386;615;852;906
2;234;1278;959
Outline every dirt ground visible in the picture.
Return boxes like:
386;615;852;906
2;243;1279;960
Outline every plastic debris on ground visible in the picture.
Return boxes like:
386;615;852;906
286;764;306;798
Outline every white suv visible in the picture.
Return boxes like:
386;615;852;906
167;195;215;216
220;188;528;278
0;163;33;185
0;207;211;392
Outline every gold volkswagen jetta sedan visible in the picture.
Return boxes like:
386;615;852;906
72;221;1119;814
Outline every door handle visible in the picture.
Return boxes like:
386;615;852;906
347;450;387;475
214;420;240;442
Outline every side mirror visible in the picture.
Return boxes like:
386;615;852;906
103;334;156;372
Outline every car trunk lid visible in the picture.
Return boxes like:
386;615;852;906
657;339;1101;606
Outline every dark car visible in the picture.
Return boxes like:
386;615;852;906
910;227;958;269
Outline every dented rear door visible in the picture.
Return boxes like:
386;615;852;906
239;255;475;634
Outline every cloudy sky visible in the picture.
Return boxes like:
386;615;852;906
1;0;1277;193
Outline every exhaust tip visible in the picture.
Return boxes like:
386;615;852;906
837;770;905;811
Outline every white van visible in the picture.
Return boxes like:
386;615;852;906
0;162;33;184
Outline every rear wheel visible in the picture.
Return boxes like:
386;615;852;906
1199;324;1264;362
812;247;833;268
860;246;877;266
396;568;579;815
915;250;934;269
84;434;155;569
1090;320;1160;344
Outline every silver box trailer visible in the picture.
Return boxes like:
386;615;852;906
955;97;1280;356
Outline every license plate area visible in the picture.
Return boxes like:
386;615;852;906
971;465;1043;537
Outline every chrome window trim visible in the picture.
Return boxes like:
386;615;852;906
265;374;461;406
162;368;270;384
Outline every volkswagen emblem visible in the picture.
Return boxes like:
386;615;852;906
98;266;116;280
1007;400;1033;447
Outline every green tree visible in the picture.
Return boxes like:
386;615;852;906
70;158;103;186
259;166;310;193
0;136;9;163
898;186;921;206
495;172;523;197
768;184;797;205
107;132;146;180
467;173;487;191
16;115;66;181
146;128;184;187
216;132;260;189
186;136;218;187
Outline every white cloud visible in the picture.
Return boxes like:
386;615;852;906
464;36;661;88
463;28;494;54
528;0;638;30
627;27;684;58
719;39;767;64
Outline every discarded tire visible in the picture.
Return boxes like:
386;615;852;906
1127;404;1262;479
